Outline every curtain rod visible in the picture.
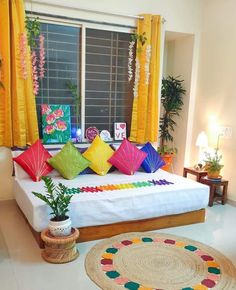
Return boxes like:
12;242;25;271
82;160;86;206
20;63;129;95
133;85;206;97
28;1;166;23
26;11;137;30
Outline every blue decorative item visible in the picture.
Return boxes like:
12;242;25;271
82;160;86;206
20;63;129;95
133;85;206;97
71;126;77;138
141;142;165;173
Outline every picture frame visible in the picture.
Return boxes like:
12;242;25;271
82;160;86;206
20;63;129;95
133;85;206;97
41;104;71;144
114;122;127;140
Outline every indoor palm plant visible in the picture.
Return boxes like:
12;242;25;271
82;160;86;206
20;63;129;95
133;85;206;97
32;176;73;236
204;149;224;178
159;76;186;171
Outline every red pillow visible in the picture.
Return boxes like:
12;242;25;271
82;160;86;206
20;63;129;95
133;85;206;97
13;139;53;182
108;139;147;175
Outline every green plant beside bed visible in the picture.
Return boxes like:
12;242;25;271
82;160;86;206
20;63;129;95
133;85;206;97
204;149;224;175
158;76;186;154
32;176;72;222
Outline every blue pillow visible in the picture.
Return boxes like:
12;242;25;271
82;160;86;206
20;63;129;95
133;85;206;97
141;142;165;173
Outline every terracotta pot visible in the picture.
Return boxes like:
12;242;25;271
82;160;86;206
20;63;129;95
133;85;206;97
207;170;221;179
161;154;174;172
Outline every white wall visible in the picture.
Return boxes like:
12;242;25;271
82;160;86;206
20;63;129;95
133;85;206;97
191;0;236;201
25;0;203;34
0;0;203;200
165;35;195;175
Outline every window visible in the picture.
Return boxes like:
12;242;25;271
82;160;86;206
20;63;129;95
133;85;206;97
36;23;81;136
85;28;132;134
36;21;132;140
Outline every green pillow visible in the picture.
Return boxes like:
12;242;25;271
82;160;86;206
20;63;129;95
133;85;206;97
48;142;90;179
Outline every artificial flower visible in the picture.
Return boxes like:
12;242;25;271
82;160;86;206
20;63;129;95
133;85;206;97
54;109;64;118
45;125;55;135
128;40;135;82
31;50;39;95
46;113;56;124
55;120;67;131
39;34;45;79
41;105;51;115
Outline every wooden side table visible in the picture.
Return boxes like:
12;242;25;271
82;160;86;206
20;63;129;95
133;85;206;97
200;177;228;207
183;167;207;182
41;228;80;264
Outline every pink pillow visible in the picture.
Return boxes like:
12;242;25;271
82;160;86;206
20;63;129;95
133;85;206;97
108;139;147;175
13;139;53;182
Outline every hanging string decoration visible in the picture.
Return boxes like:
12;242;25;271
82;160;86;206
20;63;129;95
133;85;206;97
128;33;147;97
31;50;39;95
24;16;46;95
128;40;135;82
39;34;45;79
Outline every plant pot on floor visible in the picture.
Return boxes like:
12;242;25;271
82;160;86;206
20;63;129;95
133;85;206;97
161;154;174;172
49;216;72;237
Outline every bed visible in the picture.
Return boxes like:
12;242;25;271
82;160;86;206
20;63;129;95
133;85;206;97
12;151;209;248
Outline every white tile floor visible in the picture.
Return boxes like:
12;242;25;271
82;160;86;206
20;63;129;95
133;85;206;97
0;200;235;290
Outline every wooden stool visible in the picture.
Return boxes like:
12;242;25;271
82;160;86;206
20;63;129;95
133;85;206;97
41;228;79;264
200;177;228;207
183;167;207;182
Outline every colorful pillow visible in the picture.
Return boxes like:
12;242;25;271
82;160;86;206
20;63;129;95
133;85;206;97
82;135;114;176
140;142;165;173
13;139;53;182
108;139;147;175
48;141;90;179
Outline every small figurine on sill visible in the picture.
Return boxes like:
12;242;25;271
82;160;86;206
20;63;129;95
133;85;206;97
194;163;203;170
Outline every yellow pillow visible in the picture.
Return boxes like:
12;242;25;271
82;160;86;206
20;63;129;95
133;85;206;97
83;135;114;175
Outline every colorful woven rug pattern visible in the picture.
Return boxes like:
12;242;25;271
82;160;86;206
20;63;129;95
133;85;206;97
66;179;174;194
85;232;236;290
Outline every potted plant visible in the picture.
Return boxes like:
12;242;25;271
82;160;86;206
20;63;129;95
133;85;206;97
204;149;224;179
158;76;186;171
32;176;73;237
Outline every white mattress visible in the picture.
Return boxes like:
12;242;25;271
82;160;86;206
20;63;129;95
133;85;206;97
13;169;209;232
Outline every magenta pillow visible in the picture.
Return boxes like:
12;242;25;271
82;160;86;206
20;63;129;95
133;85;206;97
13;139;53;182
108;139;147;175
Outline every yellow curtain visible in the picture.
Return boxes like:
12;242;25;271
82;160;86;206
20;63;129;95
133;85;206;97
0;0;39;147
129;15;161;144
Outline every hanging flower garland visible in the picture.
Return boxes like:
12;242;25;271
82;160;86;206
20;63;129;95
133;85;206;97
19;33;28;79
128;32;147;97
145;44;151;85
24;16;46;95
39;34;45;79
31;50;39;95
133;58;140;98
128;40;135;82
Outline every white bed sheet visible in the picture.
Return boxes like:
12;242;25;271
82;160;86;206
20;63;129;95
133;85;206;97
13;169;209;232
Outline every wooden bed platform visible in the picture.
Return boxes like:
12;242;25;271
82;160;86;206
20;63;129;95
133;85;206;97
19;206;206;248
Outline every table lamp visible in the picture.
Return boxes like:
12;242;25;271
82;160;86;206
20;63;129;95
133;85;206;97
195;131;208;164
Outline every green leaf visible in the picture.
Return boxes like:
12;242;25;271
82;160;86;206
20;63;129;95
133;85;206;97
32;177;73;220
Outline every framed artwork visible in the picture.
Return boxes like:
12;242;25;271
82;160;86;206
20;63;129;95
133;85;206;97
41;104;71;143
114;122;127;140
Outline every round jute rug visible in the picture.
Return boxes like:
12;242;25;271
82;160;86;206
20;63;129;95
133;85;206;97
85;232;236;290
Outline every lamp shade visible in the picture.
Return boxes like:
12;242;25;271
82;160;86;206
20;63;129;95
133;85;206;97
196;131;208;148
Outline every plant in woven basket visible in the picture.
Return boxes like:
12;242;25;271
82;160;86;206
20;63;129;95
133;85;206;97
32;176;73;236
